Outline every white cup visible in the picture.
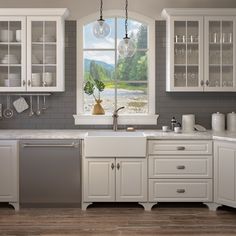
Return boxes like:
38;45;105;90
16;30;21;42
43;72;53;86
174;127;181;133
31;73;41;87
162;126;169;132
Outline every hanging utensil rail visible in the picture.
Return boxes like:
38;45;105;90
0;93;51;96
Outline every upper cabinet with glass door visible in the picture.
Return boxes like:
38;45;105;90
0;17;26;92
162;10;204;92
205;17;235;91
0;9;69;92
162;8;236;92
27;16;64;92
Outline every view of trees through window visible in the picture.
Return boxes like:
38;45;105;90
83;17;148;114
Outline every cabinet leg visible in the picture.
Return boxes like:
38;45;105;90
203;202;221;211
81;202;93;211
9;202;20;211
139;202;157;211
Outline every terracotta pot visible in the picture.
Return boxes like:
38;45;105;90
92;99;105;115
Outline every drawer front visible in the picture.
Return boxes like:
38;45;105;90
148;140;212;155
149;179;212;202
149;156;212;178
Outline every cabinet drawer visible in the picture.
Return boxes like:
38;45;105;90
148;140;212;155
149;156;212;178
149;179;212;202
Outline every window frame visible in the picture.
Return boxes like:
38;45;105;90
74;10;158;125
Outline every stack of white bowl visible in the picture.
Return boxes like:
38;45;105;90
4;73;21;87
0;30;14;42
1;54;19;64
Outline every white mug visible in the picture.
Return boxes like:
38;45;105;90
43;72;53;86
16;30;21;42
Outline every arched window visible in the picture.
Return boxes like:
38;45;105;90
75;11;157;125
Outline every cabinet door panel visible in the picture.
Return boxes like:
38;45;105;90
0;141;18;202
0;17;26;92
205;17;236;91
84;158;115;202
27;16;64;92
116;158;147;202
167;16;204;92
214;141;236;207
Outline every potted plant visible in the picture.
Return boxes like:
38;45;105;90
84;76;105;115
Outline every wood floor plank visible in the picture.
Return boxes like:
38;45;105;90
0;203;236;235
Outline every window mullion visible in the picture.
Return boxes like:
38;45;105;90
114;17;118;110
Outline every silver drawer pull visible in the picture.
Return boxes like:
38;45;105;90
177;189;185;193
177;146;185;151
22;142;79;148
177;165;186;170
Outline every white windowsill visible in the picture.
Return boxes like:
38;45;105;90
73;114;159;125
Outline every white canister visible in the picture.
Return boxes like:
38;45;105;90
212;112;225;132
227;112;236;132
182;114;195;132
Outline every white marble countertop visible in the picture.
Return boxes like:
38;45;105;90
0;129;236;142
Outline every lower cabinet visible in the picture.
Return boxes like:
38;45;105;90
0;141;19;210
214;141;236;208
148;140;213;208
83;158;147;204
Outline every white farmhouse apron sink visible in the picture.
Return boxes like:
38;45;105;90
84;131;147;157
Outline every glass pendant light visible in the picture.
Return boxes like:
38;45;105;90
118;0;136;58
93;0;110;38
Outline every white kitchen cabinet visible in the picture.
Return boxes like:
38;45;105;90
0;17;26;92
204;17;236;91
84;158;115;202
162;8;236;92
147;139;214;210
0;140;19;210
214;141;236;208
116;158;147;202
83;157;147;209
0;9;68;92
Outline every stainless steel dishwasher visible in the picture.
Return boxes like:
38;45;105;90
19;140;81;206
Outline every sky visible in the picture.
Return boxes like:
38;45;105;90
83;18;146;65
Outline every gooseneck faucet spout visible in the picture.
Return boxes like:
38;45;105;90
112;106;125;131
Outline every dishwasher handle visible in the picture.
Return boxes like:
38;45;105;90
22;142;79;148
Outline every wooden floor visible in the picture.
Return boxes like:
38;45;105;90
0;203;236;236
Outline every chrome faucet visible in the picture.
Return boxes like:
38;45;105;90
112;106;125;131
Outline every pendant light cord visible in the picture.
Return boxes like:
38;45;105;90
125;0;129;38
100;0;103;20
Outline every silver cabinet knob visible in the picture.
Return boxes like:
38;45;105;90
111;163;115;170
200;80;204;86
206;80;209;86
177;165;186;170
177;189;185;193
28;80;31;86
117;163;120;170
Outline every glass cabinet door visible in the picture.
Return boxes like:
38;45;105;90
0;17;26;91
206;18;235;91
27;17;64;92
172;18;203;91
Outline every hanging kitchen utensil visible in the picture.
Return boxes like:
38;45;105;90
36;96;41;116
13;97;29;113
29;96;34;117
3;96;14;119
42;95;47;111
